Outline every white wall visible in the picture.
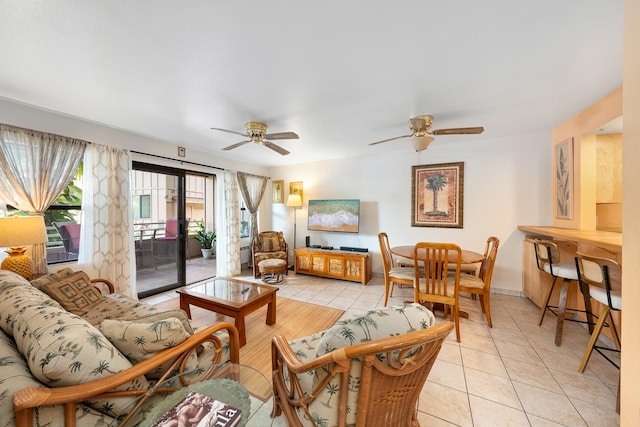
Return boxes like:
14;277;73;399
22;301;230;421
270;132;551;295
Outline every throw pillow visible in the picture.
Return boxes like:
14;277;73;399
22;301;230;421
258;232;283;251
29;267;75;290
99;316;198;379
40;271;103;315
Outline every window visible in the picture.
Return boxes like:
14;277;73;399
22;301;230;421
44;167;83;263
132;194;151;219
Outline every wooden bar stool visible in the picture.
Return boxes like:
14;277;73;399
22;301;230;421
533;239;593;346
574;253;621;373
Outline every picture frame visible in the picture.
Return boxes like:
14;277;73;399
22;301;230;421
555;137;573;219
411;162;464;228
289;181;303;202
272;180;284;204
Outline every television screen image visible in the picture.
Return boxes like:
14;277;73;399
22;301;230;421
308;199;360;233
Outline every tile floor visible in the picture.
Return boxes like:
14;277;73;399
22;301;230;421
144;271;620;426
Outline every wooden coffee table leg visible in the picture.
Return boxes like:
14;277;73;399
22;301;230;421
179;296;192;319
266;294;276;325
234;315;247;347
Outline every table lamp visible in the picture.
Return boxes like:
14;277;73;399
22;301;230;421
0;216;48;279
286;193;303;251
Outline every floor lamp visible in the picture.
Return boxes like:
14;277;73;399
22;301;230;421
286;193;303;268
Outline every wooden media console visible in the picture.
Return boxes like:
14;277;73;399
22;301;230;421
294;247;372;285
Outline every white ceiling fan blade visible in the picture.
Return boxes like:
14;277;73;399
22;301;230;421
368;133;413;146
263;141;290;155
211;127;249;138
265;131;299;140
222;140;251;151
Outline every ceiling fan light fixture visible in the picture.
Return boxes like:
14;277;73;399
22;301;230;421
411;135;435;152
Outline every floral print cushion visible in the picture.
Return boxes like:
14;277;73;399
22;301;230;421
257;231;285;251
82;293;163;326
99;316;198;379
29;267;76;290
300;303;436;426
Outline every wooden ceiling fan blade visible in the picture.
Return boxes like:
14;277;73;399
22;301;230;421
432;126;484;135
368;134;413;146
263;141;290;155
265;131;299;140
211;127;249;138
222;140;251;151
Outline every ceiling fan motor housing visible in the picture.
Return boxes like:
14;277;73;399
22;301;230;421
245;121;268;142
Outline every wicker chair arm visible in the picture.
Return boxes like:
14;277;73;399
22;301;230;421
90;277;115;294
14;322;240;427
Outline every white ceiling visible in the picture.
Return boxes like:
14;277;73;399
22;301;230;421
0;1;623;167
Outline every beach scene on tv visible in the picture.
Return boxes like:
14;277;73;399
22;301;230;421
308;199;360;233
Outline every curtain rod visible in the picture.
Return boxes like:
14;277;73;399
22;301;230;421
130;150;225;171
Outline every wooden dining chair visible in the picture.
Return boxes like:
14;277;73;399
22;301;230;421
458;236;500;327
414;242;462;342
378;232;415;306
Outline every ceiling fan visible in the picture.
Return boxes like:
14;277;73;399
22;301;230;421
211;121;299;156
368;115;484;152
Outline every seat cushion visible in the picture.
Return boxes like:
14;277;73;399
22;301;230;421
99;316;198;379
589;285;622;310
388;266;415;281
458;273;485;289
543;262;578;280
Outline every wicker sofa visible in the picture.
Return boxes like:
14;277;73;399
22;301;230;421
0;269;239;427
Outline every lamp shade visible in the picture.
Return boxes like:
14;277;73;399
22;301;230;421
286;193;303;208
411;135;435;152
0;216;48;246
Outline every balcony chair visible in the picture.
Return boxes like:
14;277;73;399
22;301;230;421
378;232;415;306
533;239;593;346
252;231;288;278
414;242;462;342
271;303;453;427
53;222;81;259
458;236;500;327
154;218;190;265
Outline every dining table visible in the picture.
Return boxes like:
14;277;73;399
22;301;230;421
390;245;485;265
390;245;485;319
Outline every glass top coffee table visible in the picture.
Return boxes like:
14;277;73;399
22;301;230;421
176;277;278;347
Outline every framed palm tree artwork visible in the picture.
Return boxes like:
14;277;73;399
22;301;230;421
411;162;464;228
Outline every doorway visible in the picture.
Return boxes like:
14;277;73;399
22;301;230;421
132;162;217;298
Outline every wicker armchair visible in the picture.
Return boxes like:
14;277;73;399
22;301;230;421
271;303;453;427
252;231;288;278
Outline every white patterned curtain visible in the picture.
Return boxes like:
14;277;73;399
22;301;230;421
217;170;242;276
78;144;135;296
237;172;268;246
0;124;86;274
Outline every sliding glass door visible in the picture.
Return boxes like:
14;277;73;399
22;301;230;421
131;162;217;298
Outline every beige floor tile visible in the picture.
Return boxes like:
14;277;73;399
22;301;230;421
430;359;467;392
494;339;545;366
465;367;522;410
550;369;617;405
570;396;620;427
527;414;567;426
461;347;509;378
502;357;563;394
459;332;499;355
419;381;473;427
468;394;530;427
416;411;459;426
437;341;463;365
513;381;587;426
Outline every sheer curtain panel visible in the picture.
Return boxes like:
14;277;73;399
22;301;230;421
217;170;242;277
78;144;134;296
237;172;268;246
0;124;86;274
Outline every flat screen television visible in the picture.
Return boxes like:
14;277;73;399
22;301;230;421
307;199;360;233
